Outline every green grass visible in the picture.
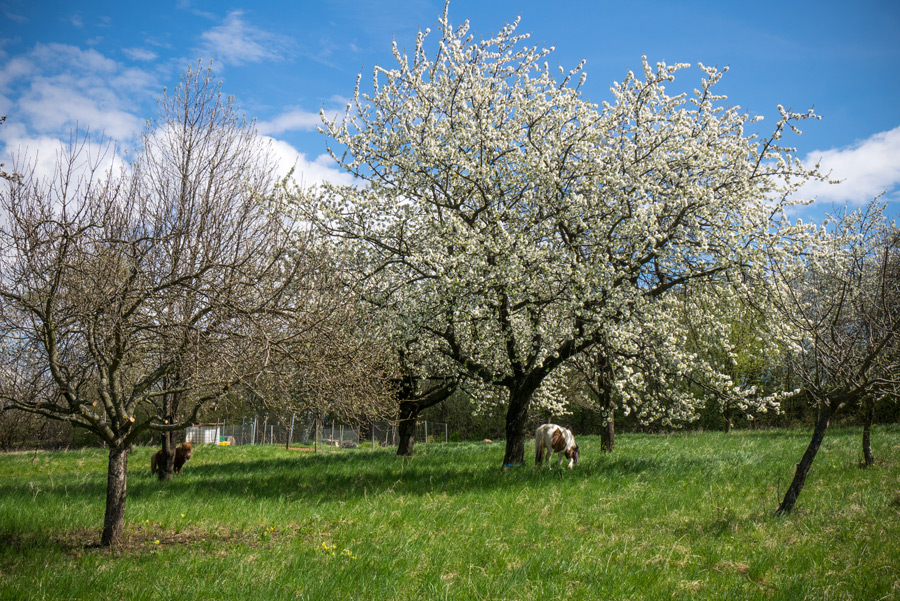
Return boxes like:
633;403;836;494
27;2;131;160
1;427;899;600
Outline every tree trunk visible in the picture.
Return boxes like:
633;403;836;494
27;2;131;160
861;398;875;467
396;401;419;456
101;445;129;547
775;405;831;516
393;376;455;457
157;430;177;481
597;353;615;452
502;384;533;467
598;383;615;453
600;409;615;453
158;385;179;480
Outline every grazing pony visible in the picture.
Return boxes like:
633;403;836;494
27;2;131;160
535;424;579;469
150;441;193;476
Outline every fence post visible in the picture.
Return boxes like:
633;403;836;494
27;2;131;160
288;413;295;450
424;421;428;444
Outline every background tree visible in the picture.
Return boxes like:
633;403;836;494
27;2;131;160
673;280;789;433
317;5;821;466
0;65;304;547
567;284;788;453
0;406;74;451
569;348;617;452
240;238;400;449
772;201;900;515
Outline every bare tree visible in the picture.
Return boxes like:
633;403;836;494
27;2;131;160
0;65;303;546
773;202;900;515
246;263;401;443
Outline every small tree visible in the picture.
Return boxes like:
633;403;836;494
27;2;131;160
773;202;899;514
0;65;304;546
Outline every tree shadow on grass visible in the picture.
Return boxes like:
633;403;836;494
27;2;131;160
0;435;733;516
0;441;691;510
131;444;677;506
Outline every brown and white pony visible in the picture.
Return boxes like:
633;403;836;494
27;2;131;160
535;424;579;469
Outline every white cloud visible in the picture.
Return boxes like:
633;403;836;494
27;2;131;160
199;11;292;66
0;55;33;91
264;136;355;189
257;109;322;135
18;76;144;141
799;126;900;206
123;47;158;62
0;43;156;145
32;43;119;76
2;7;26;24
257;102;349;136
0;43;159;204
175;0;217;20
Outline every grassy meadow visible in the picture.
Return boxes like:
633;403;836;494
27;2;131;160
1;426;898;600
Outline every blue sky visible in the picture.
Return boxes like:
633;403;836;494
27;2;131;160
2;0;899;223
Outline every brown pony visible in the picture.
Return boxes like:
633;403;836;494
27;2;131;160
150;442;193;476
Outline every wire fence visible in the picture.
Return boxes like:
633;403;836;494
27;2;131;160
186;417;447;450
369;420;448;447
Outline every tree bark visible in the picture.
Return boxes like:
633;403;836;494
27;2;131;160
502;384;534;467
396;400;419;457
861;398;875;467
600;408;615;453
157;430;177;481
157;383;181;480
775;405;831;516
596;352;615;452
101;445;129;547
394;377;456;456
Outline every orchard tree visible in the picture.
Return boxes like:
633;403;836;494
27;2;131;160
241;241;401;447
568;285;789;451
316;5;820;466
671;280;790;432
0;65;307;547
773;202;899;515
568;342;618;451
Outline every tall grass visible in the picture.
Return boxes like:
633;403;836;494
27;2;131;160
1;427;898;600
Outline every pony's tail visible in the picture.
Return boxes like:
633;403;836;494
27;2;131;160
535;436;544;465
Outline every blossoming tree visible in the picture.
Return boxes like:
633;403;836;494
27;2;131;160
317;5;819;467
567;279;791;453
